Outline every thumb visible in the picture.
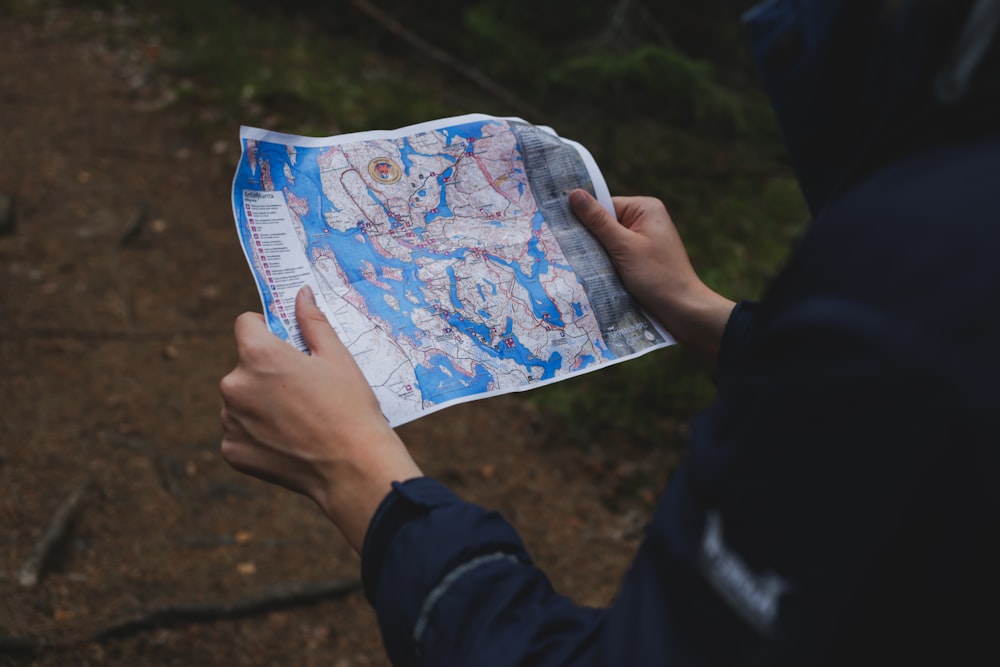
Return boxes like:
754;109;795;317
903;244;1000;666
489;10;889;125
295;285;343;356
569;189;628;252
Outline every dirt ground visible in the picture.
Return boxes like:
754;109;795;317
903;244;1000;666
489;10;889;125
0;8;677;666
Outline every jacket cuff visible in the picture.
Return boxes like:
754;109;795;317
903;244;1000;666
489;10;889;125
360;477;463;604
716;300;761;378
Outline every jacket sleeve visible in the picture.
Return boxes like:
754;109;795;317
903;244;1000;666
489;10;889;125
716;300;761;378
361;478;605;667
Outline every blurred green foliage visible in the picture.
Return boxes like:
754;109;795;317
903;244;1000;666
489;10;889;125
12;0;809;446
389;0;809;443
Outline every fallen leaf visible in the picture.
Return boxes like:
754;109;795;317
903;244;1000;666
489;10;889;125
236;562;256;575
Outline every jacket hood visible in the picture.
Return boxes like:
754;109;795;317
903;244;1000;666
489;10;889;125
743;0;998;215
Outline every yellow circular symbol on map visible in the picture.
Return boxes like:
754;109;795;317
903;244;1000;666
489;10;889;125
368;157;402;185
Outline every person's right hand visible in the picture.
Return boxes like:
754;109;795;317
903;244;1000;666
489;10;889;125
569;189;735;366
219;285;422;553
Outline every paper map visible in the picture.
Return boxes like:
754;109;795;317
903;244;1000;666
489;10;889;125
231;114;672;426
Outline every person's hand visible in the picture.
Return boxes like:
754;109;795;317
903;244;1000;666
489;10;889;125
219;285;422;552
569;189;735;366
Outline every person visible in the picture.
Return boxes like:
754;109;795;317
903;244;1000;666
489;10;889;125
220;1;1000;664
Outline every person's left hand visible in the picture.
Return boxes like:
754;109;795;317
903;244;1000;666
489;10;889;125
219;285;422;552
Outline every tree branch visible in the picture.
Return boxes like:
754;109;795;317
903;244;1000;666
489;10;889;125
348;0;545;122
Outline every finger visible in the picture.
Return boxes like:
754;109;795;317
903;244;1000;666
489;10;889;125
612;197;641;226
612;196;666;231
219;436;257;475
219;404;245;437
569;189;628;251
218;368;246;411
234;313;287;363
233;311;269;355
295;285;346;357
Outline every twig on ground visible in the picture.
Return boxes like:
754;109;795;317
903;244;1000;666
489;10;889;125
105;432;185;498
89;577;363;641
0;193;14;236
348;0;546;122
0;578;363;657
18;478;90;588
117;207;148;247
0;635;42;658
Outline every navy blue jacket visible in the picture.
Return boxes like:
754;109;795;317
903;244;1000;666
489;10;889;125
361;3;1000;664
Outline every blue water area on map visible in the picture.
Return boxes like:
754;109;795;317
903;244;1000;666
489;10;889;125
425;175;453;223
414;354;495;403
483;211;566;329
368;188;392;217
399;138;417;176
571;301;583;317
446;266;464;310
489;316;563;380
234;118;579;403
442;120;496;146
400;137;457;178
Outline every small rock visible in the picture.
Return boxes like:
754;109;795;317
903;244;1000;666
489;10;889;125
268;611;290;626
199;284;221;300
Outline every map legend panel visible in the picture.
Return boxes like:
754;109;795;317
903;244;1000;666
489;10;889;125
241;189;329;351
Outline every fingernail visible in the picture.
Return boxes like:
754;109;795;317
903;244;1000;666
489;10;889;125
300;284;316;305
569;189;591;210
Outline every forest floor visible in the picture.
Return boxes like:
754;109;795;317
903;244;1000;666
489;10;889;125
0;8;681;666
